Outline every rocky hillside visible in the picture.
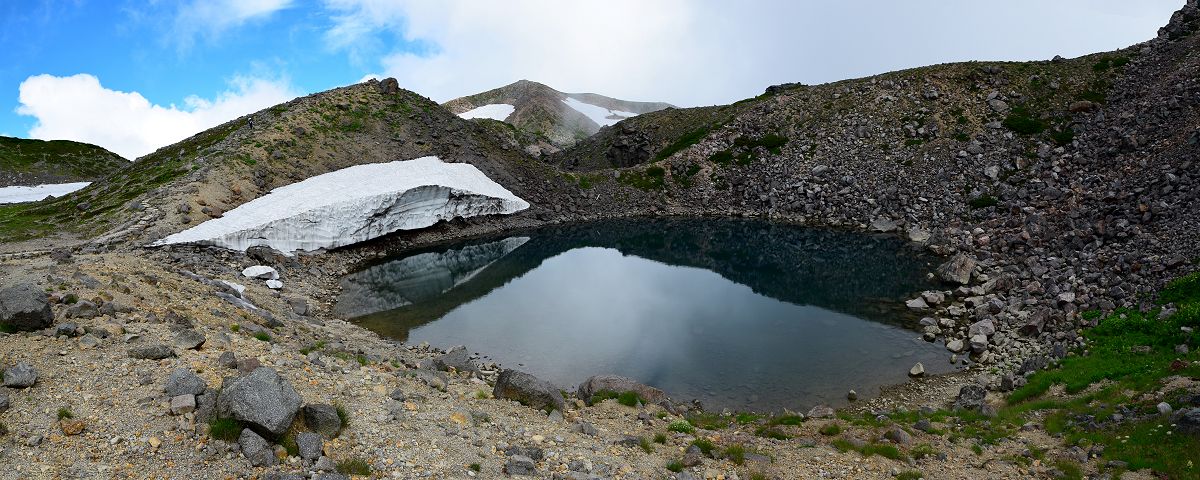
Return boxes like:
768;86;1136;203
442;80;673;151
0;136;127;187
0;79;579;246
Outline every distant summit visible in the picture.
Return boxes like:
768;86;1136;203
442;80;673;151
0;136;127;187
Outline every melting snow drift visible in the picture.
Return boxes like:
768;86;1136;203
0;182;91;204
563;97;639;127
153;157;529;254
457;104;516;121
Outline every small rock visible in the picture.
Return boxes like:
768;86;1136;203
170;394;197;415
59;419;85;436
242;266;279;280
297;431;323;460
883;427;911;445
504;455;537;476
302;404;343;438
3;362;37;388
1158;402;1173;415
238;428;278;467
173;329;206;350
128;344;175;360
909;362;925;377
165;368;207;396
265;280;283;290
847;390;858;401
218;351;238;369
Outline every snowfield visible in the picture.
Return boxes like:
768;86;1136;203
457;103;516;121
0;182;90;204
563;97;639;127
152;157;529;254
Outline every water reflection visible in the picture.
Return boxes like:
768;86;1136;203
337;218;952;411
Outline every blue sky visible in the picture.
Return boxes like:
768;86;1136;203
0;0;1182;160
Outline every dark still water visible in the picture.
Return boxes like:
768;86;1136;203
336;218;954;412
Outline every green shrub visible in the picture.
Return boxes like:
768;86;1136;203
617;167;666;191
691;438;716;456
819;423;842;436
668;420;695;434
334;402;350;430
968;195;998;209
253;331;271;342
656;126;713;160
57;407;73;420
653;433;667;444
666;459;684;472
895;471;924;480
639;436;654;453
1051;128;1075;146
687;412;732;430
724;444;746;465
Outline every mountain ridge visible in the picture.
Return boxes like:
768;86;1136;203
442;79;673;152
0;135;127;187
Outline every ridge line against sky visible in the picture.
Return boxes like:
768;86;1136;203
0;0;1181;160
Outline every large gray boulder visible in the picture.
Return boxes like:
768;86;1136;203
935;253;976;285
217;367;303;436
954;384;987;412
0;283;53;331
577;374;668;405
493;369;565;413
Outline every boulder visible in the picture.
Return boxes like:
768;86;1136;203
173;329;206;350
577;374;668;405
909;363;925;377
1173;408;1200;436
164;368;208;397
216;367;303;436
301;404;343;438
946;338;965;353
428;348;480;375
494;369;566;412
297;431;323;460
970;334;989;353
3;362;37;388
0;283;53;331
238;428;278;467
954;384;987;412
128;344;175;360
170;394;197;415
936;253;976;285
968;319;996;337
504;455;537;476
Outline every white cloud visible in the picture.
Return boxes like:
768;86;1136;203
172;0;294;49
322;0;1180;107
17;73;298;159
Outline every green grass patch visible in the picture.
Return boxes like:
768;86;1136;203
944;271;1200;478
653;432;667;444
589;390;645;407
895;471;923;480
208;417;243;441
280;433;299;456
56;407;73;420
1002;106;1046;135
819;423;842;436
1051;127;1075;146
666;459;684;472
968;195;998;210
334;402;350;430
638;436;654;453
655;126;713;161
253;331;271;342
768;414;805;426
724;444;746;465
617;166;666;191
735;412;764;424
337;457;372;476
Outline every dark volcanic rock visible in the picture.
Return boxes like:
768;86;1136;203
0;283;53;331
301;404;343;438
493;369;566;413
935;253;976;285
128;344;175;360
217;367;303;436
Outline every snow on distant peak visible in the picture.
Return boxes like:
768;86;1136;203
0;182;90;204
562;97;639;127
152;157;529;254
457;104;516;121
